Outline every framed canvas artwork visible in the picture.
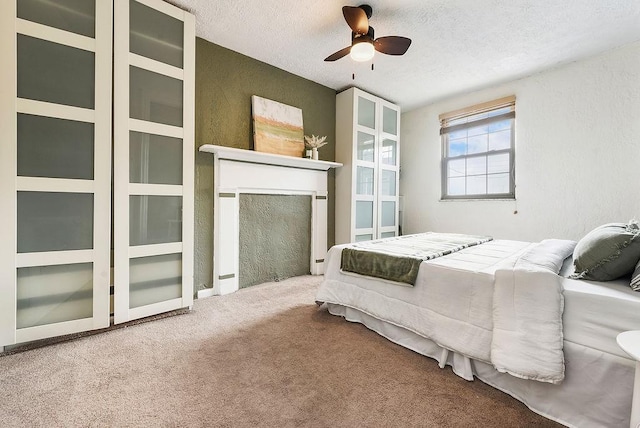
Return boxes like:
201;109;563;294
251;95;304;157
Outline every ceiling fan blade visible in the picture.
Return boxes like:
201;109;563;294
324;46;352;62
374;36;412;55
342;6;368;35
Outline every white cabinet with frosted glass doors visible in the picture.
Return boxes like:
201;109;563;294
335;88;400;244
0;0;194;349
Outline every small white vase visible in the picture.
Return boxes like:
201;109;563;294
312;147;318;160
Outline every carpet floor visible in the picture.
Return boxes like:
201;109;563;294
0;275;560;427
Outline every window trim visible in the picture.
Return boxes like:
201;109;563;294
439;96;516;200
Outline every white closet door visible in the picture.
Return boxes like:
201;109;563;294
0;0;112;346
377;101;400;239
113;0;194;324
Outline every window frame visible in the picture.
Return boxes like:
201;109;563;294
439;96;516;200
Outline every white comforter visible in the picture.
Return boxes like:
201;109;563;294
316;238;576;384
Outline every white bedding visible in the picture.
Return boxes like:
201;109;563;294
317;238;574;382
316;238;640;427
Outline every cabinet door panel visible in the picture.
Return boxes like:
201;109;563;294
17;35;95;109
381;170;396;196
129;66;183;127
17;192;93;253
355;201;373;229
18;0;96;37
356;166;374;195
129;132;182;185
130;0;183;68
17;263;93;328
357;96;375;129
18;114;94;180
381;201;396;227
381;232;396;239
129;195;182;246
383;106;398;135
381;139;397;166
357;132;375;162
129;253;182;308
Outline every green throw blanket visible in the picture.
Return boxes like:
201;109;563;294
340;232;493;285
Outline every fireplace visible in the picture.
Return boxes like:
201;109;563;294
198;145;341;296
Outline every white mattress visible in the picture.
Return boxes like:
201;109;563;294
560;259;640;359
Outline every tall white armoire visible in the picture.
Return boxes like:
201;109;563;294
335;87;401;244
0;0;194;349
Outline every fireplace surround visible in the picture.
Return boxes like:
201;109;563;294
199;145;341;296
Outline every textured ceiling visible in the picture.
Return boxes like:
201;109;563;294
171;0;640;111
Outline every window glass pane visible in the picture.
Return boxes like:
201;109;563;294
488;129;511;151
355;234;373;242
357;132;375;162
382;106;397;135
357;97;375;129
18;35;94;109
488;153;510;174
488;173;510;194
448;177;465;196
18;192;93;253
130;196;182;246
17;262;93;329
381;232;396;239
448;159;465;178
381;170;396;196
467;124;488;137
356;166;374;195
129;253;181;308
448;138;466;157
466;156;487;176
130;0;184;68
130;66;183;127
18;0;95;37
355;201;373;229
488;119;511;133
466;176;487;195
18;114;94;180
381;139;397;165
467;134;488;154
130;132;182;185
381;201;395;227
448;128;467;140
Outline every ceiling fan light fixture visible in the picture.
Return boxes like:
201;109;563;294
350;40;374;62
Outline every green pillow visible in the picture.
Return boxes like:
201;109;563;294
631;259;640;291
571;221;640;281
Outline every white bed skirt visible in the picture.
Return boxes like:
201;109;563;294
325;303;634;428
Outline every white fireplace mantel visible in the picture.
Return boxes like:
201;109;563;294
198;145;342;296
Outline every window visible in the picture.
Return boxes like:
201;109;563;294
440;96;515;199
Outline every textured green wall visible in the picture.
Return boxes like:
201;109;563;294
194;38;337;292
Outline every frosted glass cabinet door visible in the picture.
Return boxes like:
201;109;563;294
113;0;194;325
355;201;374;229
1;0;112;347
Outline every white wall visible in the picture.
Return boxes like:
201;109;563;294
400;41;640;242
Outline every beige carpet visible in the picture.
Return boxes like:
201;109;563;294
0;275;560;427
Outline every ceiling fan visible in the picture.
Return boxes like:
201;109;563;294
325;4;412;63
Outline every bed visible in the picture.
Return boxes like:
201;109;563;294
316;232;640;427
